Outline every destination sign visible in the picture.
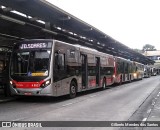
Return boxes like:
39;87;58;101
19;43;47;49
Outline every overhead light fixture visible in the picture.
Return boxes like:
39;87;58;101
2;7;12;12
59;16;71;21
100;35;107;39
106;49;111;51
37;20;45;24
11;10;27;18
27;16;32;19
0;14;25;25
68;32;74;35
68;36;78;41
1;6;6;9
56;27;61;30
85;42;93;46
83;28;92;31
42;28;58;35
68;16;71;20
97;46;103;49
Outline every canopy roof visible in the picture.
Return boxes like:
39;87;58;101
0;0;154;64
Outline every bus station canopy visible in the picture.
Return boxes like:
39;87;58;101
0;0;154;64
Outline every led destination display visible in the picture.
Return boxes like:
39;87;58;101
19;43;47;49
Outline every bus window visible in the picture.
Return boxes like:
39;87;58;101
0;60;4;73
55;53;65;70
69;50;75;58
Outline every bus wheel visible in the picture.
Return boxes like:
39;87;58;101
129;75;132;82
69;81;77;98
102;78;106;89
119;76;122;85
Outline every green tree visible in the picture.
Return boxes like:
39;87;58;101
142;44;156;52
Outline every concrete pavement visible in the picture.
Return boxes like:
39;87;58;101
0;76;160;130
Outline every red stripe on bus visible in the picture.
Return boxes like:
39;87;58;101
107;78;112;83
12;80;44;88
89;79;96;87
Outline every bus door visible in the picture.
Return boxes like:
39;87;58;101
81;54;88;89
123;62;125;82
96;57;100;86
127;63;129;80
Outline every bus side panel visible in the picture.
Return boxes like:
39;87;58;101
88;76;96;88
53;41;81;96
87;52;96;89
115;74;121;83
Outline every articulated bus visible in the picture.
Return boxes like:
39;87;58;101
132;61;144;80
114;57;145;83
144;65;151;78
151;67;157;76
156;68;160;75
114;57;134;84
9;39;115;98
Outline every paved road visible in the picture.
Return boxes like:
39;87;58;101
0;76;160;130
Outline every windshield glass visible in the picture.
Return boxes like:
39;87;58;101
11;50;51;77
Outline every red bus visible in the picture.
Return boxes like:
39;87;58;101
9;39;115;98
114;57;134;84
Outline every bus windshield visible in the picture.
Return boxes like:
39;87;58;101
11;50;51;77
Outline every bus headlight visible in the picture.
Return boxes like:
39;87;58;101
113;74;115;78
133;73;137;77
10;80;13;85
40;79;51;88
45;80;51;86
10;80;16;88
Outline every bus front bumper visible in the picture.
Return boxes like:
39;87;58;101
9;84;56;96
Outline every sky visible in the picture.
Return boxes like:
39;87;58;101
46;0;160;50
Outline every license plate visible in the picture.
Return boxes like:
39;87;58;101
24;92;32;95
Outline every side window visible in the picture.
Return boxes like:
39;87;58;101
125;63;128;73
70;50;75;58
59;54;65;70
0;60;4;73
120;62;124;73
55;52;65;70
67;49;76;58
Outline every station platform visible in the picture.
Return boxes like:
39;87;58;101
0;89;17;103
142;92;160;130
147;92;160;121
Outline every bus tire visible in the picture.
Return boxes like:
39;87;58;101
102;78;106;89
69;81;77;98
129;75;132;82
119;76;122;85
